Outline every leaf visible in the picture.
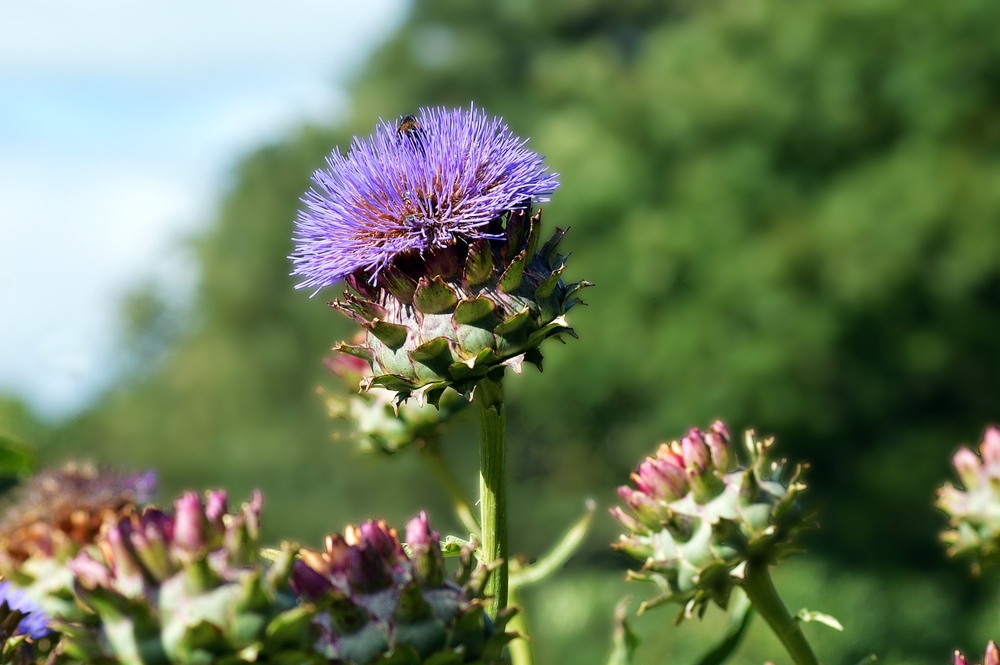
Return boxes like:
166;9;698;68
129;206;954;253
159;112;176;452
795;609;844;631
691;589;754;665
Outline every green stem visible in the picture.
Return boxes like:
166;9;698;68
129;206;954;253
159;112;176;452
475;374;508;618
741;559;819;665
418;439;481;538
507;585;534;665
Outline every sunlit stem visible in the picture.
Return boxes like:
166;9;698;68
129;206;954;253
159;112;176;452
418;439;481;538
475;373;508;618
507;585;534;665
741;559;819;665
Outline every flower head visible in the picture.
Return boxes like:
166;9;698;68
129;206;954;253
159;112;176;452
292;105;558;292
0;580;50;640
0;462;155;569
292;512;513;664
937;427;1000;572
612;423;810;620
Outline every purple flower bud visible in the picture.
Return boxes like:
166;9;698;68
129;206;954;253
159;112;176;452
705;420;732;472
291;559;334;600
405;512;438;550
405;512;444;587
616;486;664;530
608;506;643;534
69;551;113;588
358;520;401;563
680;428;711;472
204;490;228;528
172;492;206;553
345;539;392;594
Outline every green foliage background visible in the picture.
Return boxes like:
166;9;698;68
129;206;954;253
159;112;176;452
5;0;1000;660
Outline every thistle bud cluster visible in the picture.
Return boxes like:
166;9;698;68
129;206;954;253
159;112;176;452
937;427;1000;572
611;422;809;620
69;490;317;664
293;511;513;664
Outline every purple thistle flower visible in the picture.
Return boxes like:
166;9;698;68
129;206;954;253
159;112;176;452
0;580;50;640
291;105;559;293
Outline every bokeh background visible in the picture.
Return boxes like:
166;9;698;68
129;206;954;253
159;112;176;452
4;0;1000;662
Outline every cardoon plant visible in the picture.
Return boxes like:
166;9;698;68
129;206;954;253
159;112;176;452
937;427;1000;572
293;105;589;616
612;423;816;664
0;463;155;623
69;490;317;664
293;511;513;664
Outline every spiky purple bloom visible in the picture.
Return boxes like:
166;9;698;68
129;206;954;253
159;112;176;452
0;580;50;640
292;105;559;292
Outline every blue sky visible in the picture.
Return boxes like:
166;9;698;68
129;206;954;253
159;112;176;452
0;1;406;418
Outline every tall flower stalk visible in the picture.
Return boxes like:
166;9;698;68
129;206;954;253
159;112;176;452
293;105;588;620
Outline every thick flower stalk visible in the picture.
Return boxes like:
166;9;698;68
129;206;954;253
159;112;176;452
611;422;810;620
956;642;1000;665
293;511;514;664
292;105;588;406
70;490;317;664
937;427;1000;573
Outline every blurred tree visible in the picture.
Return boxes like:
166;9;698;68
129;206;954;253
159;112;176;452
47;0;1000;587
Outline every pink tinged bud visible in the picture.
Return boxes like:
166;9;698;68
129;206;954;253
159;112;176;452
173;492;206;553
617;486;664;530
637;459;687;501
655;442;685;469
405;512;445;587
681;429;711;472
986;642;1000;665
981;427;1000;467
609;506;643;533
69;551;112;588
952;447;984;490
709;420;731;444
705;422;732;472
243;491;264;543
126;512;174;583
103;520;147;595
405;512;437;549
954;652;968;665
204;490;228;528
